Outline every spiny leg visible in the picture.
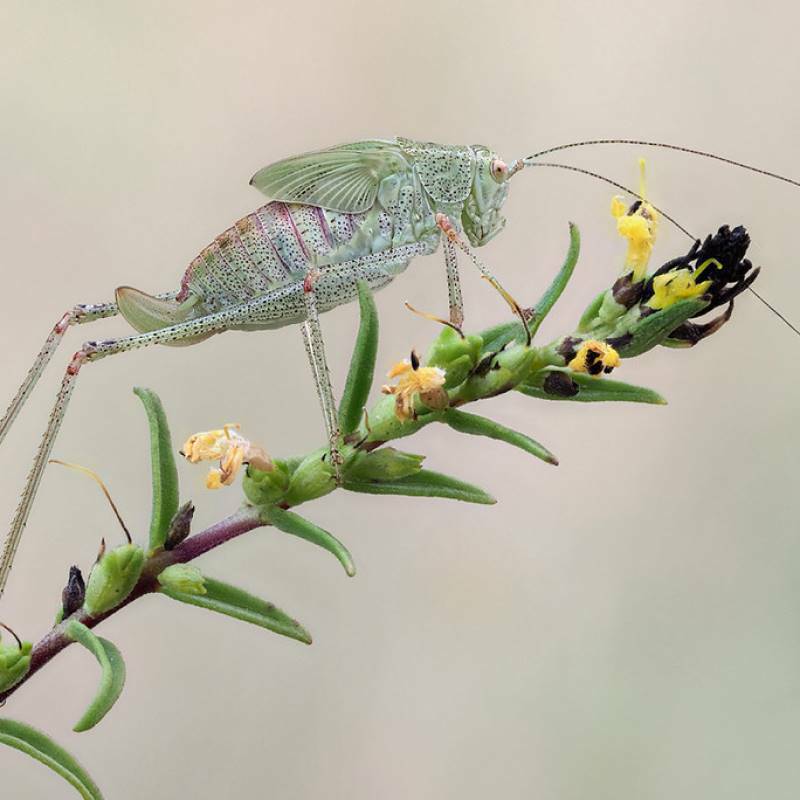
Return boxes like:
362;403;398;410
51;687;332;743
443;239;464;327
0;288;300;600
0;302;118;448
300;270;343;478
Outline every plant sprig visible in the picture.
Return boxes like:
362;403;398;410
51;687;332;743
0;218;759;798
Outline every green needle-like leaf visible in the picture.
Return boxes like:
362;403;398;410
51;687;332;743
479;223;581;350
160;576;312;644
528;222;581;337
65;621;126;733
344;468;496;504
616;298;709;357
441;408;558;465
518;370;667;404
0;718;104;799
265;506;355;576
133;387;180;550
339;280;379;435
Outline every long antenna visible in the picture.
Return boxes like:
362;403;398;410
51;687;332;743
523;160;800;338
526;139;800;190
525;161;695;238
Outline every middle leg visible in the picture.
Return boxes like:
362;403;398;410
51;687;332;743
300;270;343;477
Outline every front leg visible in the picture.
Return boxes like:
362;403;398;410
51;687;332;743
435;213;531;339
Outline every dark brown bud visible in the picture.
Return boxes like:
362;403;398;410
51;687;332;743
61;566;85;619
164;501;195;550
543;371;579;397
556;336;582;364
667;301;735;346
612;273;644;308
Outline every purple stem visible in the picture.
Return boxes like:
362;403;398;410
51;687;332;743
0;505;265;706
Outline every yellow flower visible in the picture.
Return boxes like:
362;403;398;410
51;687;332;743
611;160;658;281
568;340;621;376
646;258;721;310
381;351;448;421
180;424;272;489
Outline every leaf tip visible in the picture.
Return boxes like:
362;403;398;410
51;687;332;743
299;630;313;645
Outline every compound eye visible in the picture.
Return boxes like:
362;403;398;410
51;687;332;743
490;159;508;182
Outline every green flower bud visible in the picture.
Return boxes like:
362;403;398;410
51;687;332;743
243;459;291;507
284;449;337;506
0;636;32;692
460;343;536;402
157;564;207;596
84;543;145;617
426;327;483;388
344;447;424;482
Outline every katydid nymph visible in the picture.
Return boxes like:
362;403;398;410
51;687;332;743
0;135;798;599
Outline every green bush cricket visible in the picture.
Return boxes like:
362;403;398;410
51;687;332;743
0;135;798;599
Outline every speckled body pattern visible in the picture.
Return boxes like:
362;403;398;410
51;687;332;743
159;136;507;333
175;197;440;330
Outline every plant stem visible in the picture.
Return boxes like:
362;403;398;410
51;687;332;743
0;506;264;706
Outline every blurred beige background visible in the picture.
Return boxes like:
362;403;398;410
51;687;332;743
1;1;799;797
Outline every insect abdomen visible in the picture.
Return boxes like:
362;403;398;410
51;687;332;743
177;201;376;311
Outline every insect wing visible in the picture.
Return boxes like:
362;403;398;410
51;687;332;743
249;141;409;213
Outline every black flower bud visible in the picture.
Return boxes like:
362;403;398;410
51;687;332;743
61;566;85;619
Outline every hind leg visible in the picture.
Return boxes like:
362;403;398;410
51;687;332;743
0;301;118;447
0;288;301;599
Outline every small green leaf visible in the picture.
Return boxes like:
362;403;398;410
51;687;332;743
265;506;355;576
283;449;336;505
616;298;708;357
577;289;608;333
441;408;558;465
83;544;145;617
0;718;104;799
518;370;667;404
65;621;126;733
529;222;581;337
160;576;311;644
344;468;495;504
344;447;425;481
477;320;525;355
339;281;379;435
133;387;180;550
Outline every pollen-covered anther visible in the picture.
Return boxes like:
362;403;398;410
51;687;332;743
611;194;658;281
181;424;272;490
381;351;448;421
568;340;621;376
646;259;720;310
